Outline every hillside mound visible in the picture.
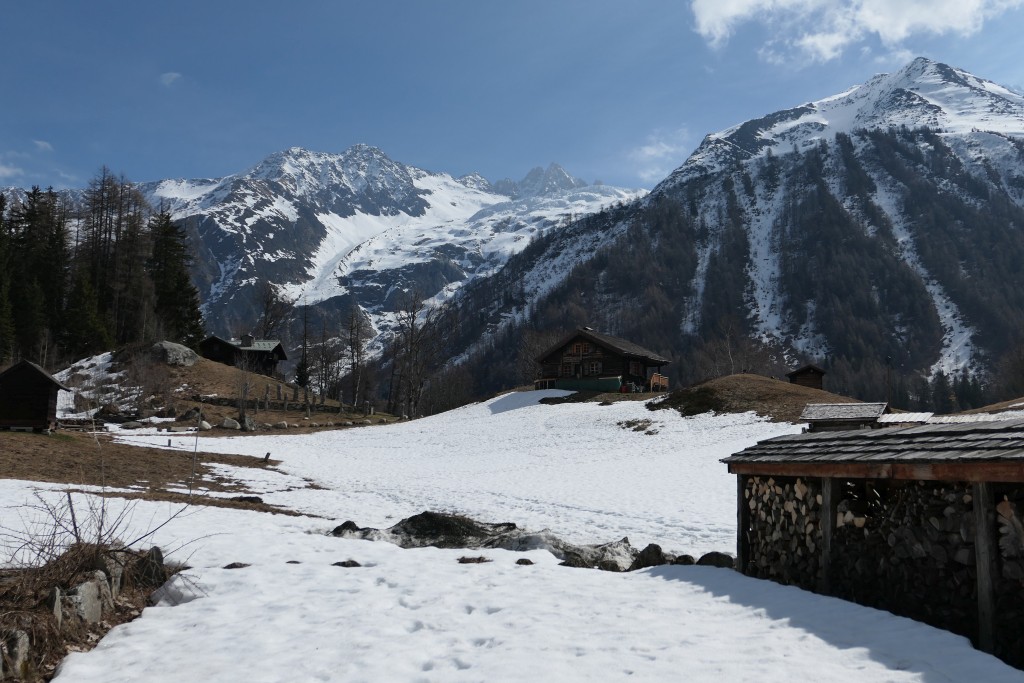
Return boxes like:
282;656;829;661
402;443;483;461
649;373;861;423
959;396;1024;415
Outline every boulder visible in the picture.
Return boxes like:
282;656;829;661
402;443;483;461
67;571;113;623
177;407;203;422
672;554;696;566
120;421;144;430
220;417;241;430
628;543;671;571
241;416;257;432
135;546;168;588
332;560;361;567
2;630;30;679
696;551;735;569
198;420;212;431
167;425;191;433
151;340;199;367
274;421;288;429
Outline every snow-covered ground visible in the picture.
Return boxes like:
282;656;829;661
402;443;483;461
3;391;1022;681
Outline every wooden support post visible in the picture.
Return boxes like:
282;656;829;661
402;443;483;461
973;482;996;654
820;477;839;594
736;475;749;575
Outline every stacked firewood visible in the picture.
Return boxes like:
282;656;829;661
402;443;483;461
831;480;977;639
993;487;1024;668
744;476;823;591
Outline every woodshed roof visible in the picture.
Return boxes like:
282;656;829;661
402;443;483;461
0;360;70;391
799;402;888;422
723;419;1024;482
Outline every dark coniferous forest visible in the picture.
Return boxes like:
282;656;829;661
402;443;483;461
0;169;205;371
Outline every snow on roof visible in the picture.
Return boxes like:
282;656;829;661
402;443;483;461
877;412;933;424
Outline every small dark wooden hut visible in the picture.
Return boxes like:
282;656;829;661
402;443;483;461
199;334;288;377
722;418;1024;667
0;360;70;432
786;364;825;390
534;328;670;392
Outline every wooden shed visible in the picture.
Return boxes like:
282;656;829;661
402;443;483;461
199;334;288;377
786;364;825;390
722;419;1024;667
534;328;670;392
0;360;70;432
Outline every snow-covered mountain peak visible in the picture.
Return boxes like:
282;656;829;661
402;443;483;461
658;57;1024;192
493;163;588;199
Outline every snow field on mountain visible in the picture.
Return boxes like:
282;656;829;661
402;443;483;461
3;391;1018;681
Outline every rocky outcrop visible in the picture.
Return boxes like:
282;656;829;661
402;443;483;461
330;511;732;573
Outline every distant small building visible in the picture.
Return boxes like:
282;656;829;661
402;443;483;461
800;402;888;431
534;328;670;392
0;360;70;432
199;334;288;377
786;364;826;390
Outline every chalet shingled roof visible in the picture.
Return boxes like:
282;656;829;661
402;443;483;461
203;335;288;358
537;328;670;366
0;360;70;391
723;418;1024;466
231;338;284;353
799;402;888;422
786;363;825;378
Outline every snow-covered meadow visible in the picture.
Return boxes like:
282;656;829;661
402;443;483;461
4;391;1022;681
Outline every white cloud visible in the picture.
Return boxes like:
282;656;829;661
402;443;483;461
0;162;23;180
691;0;1024;62
160;72;182;87
628;127;693;184
32;139;54;152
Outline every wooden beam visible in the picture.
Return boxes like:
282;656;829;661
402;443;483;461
819;477;839;594
736;475;749;575
973;482;996;654
728;461;1024;483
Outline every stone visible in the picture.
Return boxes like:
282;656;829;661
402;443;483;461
67;571;113;623
332;560;361;567
178;407;202;422
220;417;241;430
136;546;168;588
50;586;62;629
222;562;250;569
274;421;288;429
151;340;199;367
331;521;363;536
168;425;191;433
230;495;264;504
198;420;212;431
629;543;670;571
696;551;735;569
516;558;534;566
241;416;257;432
378;418;388;424
120;421;144;430
2;630;30;679
672;554;696;566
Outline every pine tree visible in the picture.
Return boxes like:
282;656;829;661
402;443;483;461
147;210;205;347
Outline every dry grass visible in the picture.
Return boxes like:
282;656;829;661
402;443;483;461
648;373;861;423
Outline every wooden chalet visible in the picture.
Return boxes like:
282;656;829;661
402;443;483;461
199;334;288;377
800;402;888;432
786;363;825;390
0;360;70;432
722;418;1024;666
534;328;670;392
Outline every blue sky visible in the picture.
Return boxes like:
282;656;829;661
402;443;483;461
2;1;1022;191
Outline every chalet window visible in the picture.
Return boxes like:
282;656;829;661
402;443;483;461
572;343;584;355
629;361;642;377
588;361;602;375
582;343;591;354
561;362;572;377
